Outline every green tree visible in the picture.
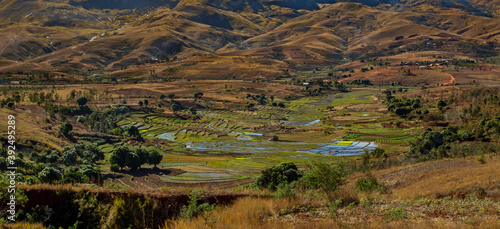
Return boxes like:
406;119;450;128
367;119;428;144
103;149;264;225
58;105;72;121
437;100;447;111
77;96;88;106
138;101;143;107
38;166;62;183
256;162;302;191
134;147;149;167
127;125;141;138
188;107;197;117
61;149;78;166
299;161;347;200
168;93;175;101
171;104;180;114
144;99;149;107
80;165;101;183
109;146;130;170
110;164;120;173
245;103;254;110
83;144;105;164
148;150;163;168
194;92;204;100
59;122;73;136
125;153;141;171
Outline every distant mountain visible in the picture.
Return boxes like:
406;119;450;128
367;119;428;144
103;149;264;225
0;0;498;76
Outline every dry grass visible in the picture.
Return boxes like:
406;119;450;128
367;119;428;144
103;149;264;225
0;107;69;151
346;155;500;199
166;194;500;229
0;222;46;229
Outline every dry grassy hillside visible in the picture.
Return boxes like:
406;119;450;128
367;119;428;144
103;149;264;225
0;0;498;77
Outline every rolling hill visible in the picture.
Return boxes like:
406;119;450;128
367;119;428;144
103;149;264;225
0;0;498;77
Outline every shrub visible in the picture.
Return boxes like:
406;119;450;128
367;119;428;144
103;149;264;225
273;182;296;200
298;161;347;200
110;164;120;173
477;156;486;164
180;189;216;219
327;198;343;213
371;147;385;158
77;97;88;106
38;166;62;183
59;122;73;136
384;207;407;221
256;162;302;191
355;172;385;193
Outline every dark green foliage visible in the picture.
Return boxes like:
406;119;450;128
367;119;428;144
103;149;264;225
356;172;385;193
404;126;486;161
81;106;130;134
350;79;372;85
62;170;83;184
38;166;62;183
71;192;108;229
245;103;255;110
110;164;119;174
58;105;72;121
273;182;297;199
148;150;163;167
80;165;101;183
61;150;78;166
77;96;88;106
386;97;421;117
59;122;73;136
180;189;216;219
298;161;347;200
437;100;447;110
0;157;7;171
193;92;204;100
82;144;104;165
125;153;141;171
256;162;303;191
371;147;386;158
171;103;180;113
126;125;141;138
135;147;149;166
110;146;130;170
47;151;60;163
188;107;197;116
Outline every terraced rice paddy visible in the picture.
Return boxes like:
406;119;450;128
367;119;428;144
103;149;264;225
110;90;417;181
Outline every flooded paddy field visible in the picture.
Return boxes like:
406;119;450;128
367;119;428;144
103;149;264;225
109;89;415;182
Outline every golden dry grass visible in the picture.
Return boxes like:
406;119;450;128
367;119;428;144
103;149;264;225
347;155;500;199
166;195;500;229
0;107;69;151
0;222;46;229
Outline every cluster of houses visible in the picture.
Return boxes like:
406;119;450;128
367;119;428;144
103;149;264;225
134;57;176;66
399;59;450;69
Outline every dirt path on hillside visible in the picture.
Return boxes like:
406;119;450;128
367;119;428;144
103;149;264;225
444;72;456;84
